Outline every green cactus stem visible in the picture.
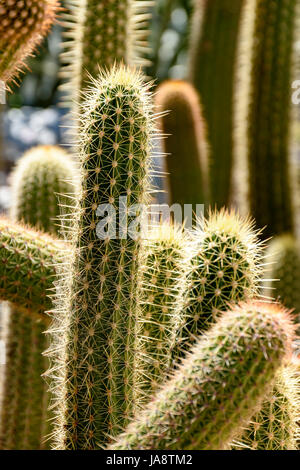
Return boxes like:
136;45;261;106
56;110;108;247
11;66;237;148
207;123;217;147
232;365;300;450
188;0;246;207
47;66;154;450
172;209;264;360
0;0;58;87
237;0;298;238
134;223;189;408
108;301;294;450
155;80;209;209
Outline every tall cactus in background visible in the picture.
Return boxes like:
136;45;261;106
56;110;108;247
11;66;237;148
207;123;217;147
155;80;209;209
0;145;76;450
61;0;151;107
188;0;246;207
134;223;189;407
47;66;154;449
264;235;300;322
172;210;264;360
108;302;294;450
232;366;300;450
237;0;298;238
0;0;58;86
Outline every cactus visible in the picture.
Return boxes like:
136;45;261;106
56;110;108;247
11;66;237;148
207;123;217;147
108;301;294;450
134;223;189;407
237;0;298;238
61;0;150;107
0;0;58;86
155;80;209;209
172;209;264;359
188;0;246;207
231;366;300;450
0;146;76;450
264;234;300;323
0;217;65;314
47;66;154;449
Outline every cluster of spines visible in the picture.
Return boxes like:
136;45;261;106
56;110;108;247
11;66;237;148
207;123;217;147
134;223;188;407
155;80;209;209
108;301;294;450
232;366;300;450
61;0;151;108
1;145;76;450
0;0;59;86
188;0;246;207
46;66;155;450
172;209;264;360
241;0;297;238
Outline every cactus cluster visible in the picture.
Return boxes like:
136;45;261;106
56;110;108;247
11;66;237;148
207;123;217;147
0;0;58;86
108;302;294;450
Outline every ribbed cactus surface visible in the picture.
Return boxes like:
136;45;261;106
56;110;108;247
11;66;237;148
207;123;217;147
0;0;58;85
62;0;150;106
172;210;263;359
242;0;297;238
0;218;65;314
47;66;154;449
155;80;209;209
232;366;300;450
134;224;188;406
108;302;294;450
188;0;246;207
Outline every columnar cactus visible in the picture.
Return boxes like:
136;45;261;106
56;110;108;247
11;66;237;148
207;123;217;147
155;80;209;208
172;209;264;359
237;0;298;238
61;0;150;107
0;0;58;86
0;146;76;450
47;66;154;449
108;301;294;450
134;223;189;406
0;218;65;314
188;0;246;207
264;234;300;325
232;366;300;450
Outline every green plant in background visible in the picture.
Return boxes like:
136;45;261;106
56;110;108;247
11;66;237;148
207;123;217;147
172;209;264;360
0;145;77;450
134;223;189;408
188;0;246;207
264;234;300;322
108;301;294;450
155;80;209;209
0;218;65;314
232;366;300;450
47;66;154;450
237;0;298;239
0;0;58;87
61;0;151;107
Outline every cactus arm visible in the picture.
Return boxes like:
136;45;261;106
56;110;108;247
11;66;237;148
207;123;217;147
108;302;294;450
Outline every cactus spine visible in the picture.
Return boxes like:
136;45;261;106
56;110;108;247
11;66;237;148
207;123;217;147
108;301;294;450
188;0;246;207
232;366;300;450
239;0;298;238
134;223;188;406
172;210;264;359
0;0;58;86
155;80;209;209
62;0;150;107
0;146;76;450
0;218;66;315
47;66;154;449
